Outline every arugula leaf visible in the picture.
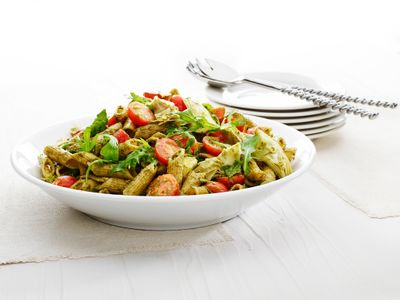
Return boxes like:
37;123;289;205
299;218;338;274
178;110;220;133
100;135;119;162
221;160;242;177
130;92;152;105
90;109;108;137
111;140;156;174
78;127;98;152
241;134;260;175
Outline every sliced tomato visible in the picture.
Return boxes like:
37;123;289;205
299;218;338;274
128;102;155;126
155;138;180;165
205;181;228;193
202;136;224;156
113;129;130;143
223;116;247;132
246;127;257;135
147;174;180;196
190;142;201;155
107;115;117;127
237;124;247;132
170;95;187;111
216;174;245;188
143;92;162;99
209;131;226;142
53;176;78;188
212;106;225;124
170;134;188;148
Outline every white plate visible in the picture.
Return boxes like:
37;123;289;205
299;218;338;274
290;114;346;130
307;123;346;140
220;72;345;111
261;111;343;124
11;116;316;230
299;118;346;135
217;102;333;117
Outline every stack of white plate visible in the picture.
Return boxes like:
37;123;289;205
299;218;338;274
205;72;346;140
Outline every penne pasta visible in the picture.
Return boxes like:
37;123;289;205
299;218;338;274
123;163;157;195
41;88;295;195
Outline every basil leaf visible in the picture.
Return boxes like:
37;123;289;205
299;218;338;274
90;109;108;137
222;160;242;177
241;134;260;175
100;135;119;162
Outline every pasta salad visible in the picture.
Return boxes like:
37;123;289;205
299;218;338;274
39;89;296;196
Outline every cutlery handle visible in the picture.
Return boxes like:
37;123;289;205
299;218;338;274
291;86;398;109
280;87;379;120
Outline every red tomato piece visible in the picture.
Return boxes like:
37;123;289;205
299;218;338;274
170;134;188;148
128;102;155;126
209;131;226;142
155;138;180;165
190;142;201;155
223;117;247;132
202;136;224;156
53;176;78;188
216;174;245;188
143;92;162;99
147;174;180;196
107;115;117;127
113;129;130;143
212;106;225;124
237;124;247;132
205;181;229;193
170;95;187;111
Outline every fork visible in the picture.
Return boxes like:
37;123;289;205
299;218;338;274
188;58;399;120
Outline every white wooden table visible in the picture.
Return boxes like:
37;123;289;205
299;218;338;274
1;1;400;299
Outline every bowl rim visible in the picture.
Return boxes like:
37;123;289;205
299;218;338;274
10;115;316;204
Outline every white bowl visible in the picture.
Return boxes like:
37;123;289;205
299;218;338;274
11;116;315;230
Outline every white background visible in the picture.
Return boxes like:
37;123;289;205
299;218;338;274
1;0;400;299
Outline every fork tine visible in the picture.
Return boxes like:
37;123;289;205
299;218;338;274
195;58;213;75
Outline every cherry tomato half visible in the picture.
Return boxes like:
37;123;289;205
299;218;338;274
209;131;226;142
170;95;187;111
205;181;229;193
107;115;117;127
53;176;78;188
202;136;224;156
155;138;181;165
216;174;245;188
170;134;189;148
212;106;225;124
147;174;180;196
143;92;162;99
128;102;155;126
113;129;130;143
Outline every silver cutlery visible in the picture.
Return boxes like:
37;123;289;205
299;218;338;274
187;58;398;120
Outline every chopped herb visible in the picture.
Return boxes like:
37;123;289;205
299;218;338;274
177;110;220;133
241;134;260;175
130;92;152;105
77;127;98;152
111;140;156;174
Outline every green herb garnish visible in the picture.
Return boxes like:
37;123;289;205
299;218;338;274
241;134;260;175
100;135;119;162
111;140;156;174
222;160;242;177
